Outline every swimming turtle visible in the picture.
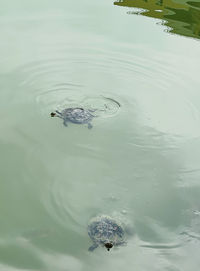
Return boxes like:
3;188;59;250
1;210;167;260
51;107;95;129
88;215;126;251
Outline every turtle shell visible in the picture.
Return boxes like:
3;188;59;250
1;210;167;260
88;215;125;246
61;108;94;124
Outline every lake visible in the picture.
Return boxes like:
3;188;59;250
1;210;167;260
0;0;200;270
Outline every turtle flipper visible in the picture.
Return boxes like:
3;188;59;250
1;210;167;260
63;120;68;127
88;123;93;129
88;243;98;251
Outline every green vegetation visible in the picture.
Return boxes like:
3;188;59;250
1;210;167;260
114;0;200;39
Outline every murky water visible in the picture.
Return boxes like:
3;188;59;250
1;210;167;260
1;0;200;270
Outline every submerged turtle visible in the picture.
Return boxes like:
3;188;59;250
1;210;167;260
88;215;126;251
51;107;95;129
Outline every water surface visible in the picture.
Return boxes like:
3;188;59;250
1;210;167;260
1;0;200;270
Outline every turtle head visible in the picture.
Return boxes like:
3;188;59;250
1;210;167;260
50;112;56;117
104;242;113;251
51;110;62;118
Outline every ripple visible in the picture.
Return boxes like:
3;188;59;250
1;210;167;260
11;45;200;148
141;243;181;249
46;177;133;235
10;45;200;250
37;89;121;119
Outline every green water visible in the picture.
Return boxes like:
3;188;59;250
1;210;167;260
1;0;200;270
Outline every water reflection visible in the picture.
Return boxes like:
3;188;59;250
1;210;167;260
114;0;200;40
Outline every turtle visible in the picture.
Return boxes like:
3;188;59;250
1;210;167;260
51;107;96;129
87;215;126;251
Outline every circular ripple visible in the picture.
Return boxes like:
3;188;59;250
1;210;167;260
37;89;121;118
13;45;200;145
